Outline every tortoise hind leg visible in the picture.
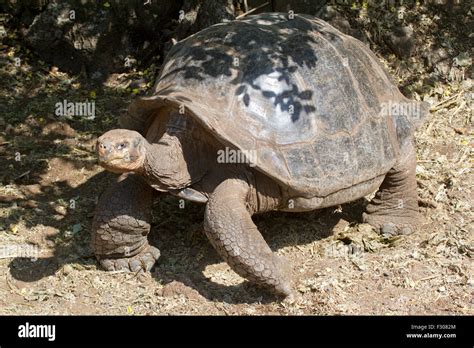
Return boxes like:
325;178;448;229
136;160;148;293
91;173;160;272
363;148;421;236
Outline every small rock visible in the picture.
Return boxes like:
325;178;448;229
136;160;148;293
54;205;67;216
438;286;446;292
19;200;38;209
333;218;350;233
358;223;376;234
329;17;352;35
400;226;413;235
386;26;415;59
62;264;74;275
435;62;452;78
319;5;337;21
328;14;369;45
411;250;420;259
21;184;42;197
381;223;397;236
423;47;449;69
0;193;23;202
158;280;205;301
41;121;77;138
454;52;472;67
461;78;472;90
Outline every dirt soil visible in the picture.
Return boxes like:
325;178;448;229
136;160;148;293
0;3;472;315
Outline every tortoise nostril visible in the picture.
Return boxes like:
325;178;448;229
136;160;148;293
97;140;111;156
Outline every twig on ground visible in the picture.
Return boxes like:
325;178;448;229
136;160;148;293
236;2;269;19
14;170;30;181
431;92;462;112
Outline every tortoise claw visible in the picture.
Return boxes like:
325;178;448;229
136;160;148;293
380;222;413;237
363;213;418;237
99;245;161;273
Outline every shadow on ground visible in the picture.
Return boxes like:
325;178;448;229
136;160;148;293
6;164;368;304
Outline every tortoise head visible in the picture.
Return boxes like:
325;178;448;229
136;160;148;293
96;129;146;173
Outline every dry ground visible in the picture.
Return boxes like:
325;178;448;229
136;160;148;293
0;4;472;315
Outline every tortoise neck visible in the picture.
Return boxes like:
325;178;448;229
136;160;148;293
140;132;208;191
139;136;189;190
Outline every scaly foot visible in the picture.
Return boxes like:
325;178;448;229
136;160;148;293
99;244;161;272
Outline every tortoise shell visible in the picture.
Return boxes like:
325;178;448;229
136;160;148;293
122;13;427;197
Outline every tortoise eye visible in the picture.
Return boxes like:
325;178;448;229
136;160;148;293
116;142;127;150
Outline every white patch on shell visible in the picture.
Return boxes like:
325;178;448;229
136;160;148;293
248;71;297;138
254;19;276;25
255;71;290;95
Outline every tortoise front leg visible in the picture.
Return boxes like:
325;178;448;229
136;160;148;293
204;177;293;297
91;173;160;272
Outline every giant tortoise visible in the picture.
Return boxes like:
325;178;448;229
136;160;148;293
92;13;428;297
